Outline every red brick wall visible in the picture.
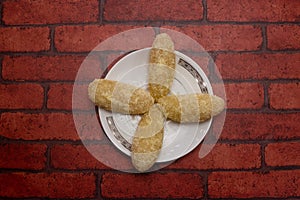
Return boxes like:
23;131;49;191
0;0;299;199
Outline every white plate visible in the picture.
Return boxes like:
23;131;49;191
99;48;213;162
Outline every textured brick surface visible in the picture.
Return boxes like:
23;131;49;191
47;83;73;110
1;1;299;199
221;113;300;140
164;25;262;51
51;144;106;170
101;172;203;198
267;25;300;50
47;83;93;110
2;55;88;81
207;0;300;22
72;113;104;141
168;143;261;170
0;84;44;109
51;144;132;170
216;53;300;80
265;142;300;167
0;172;96;198
0;113;79;140
104;0;203;21
0;143;47;169
225;82;264;109
208;170;300;198
0;27;50;52
55;25;155;52
3;0;99;25
269;83;300;110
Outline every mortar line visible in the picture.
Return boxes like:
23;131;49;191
263;81;270;109
1;48;300;57
202;0;208;23
261;25;268;51
260;142;267;170
0;56;3;82
0;0;3;26
41;82;50;111
202;171;209;200
1;19;300;28
99;0;105;24
49;25;59;54
45;143;52;172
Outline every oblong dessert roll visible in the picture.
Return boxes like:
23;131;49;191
148;33;176;101
157;94;225;123
88;79;154;114
131;104;165;172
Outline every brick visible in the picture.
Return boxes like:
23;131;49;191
47;83;93;110
0;112;78;140
3;0;98;25
0;143;46;170
159;28;206;52
101;172;203;198
220;113;300;140
269;83;300;110
216;53;300;80
47;83;73;110
168;143;261;170
207;0;300;22
55;25;155;52
0;27;50;52
2;55;99;81
51;144;106;170
0;0;2;20
265;142;300;167
225;83;264;109
208;170;300;198
164;25;262;51
104;0;203;21
73;113;105;141
267;25;300;50
51;144;132;170
0;172;95;198
0;84;44;109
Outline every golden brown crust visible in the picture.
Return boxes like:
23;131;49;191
132;129;163;154
150;48;176;67
131;104;165;172
156;95;180;121
88;79;154;114
148;83;168;102
152;33;175;51
148;33;176;102
157;94;225;123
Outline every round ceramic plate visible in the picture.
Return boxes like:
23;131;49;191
99;47;213;162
